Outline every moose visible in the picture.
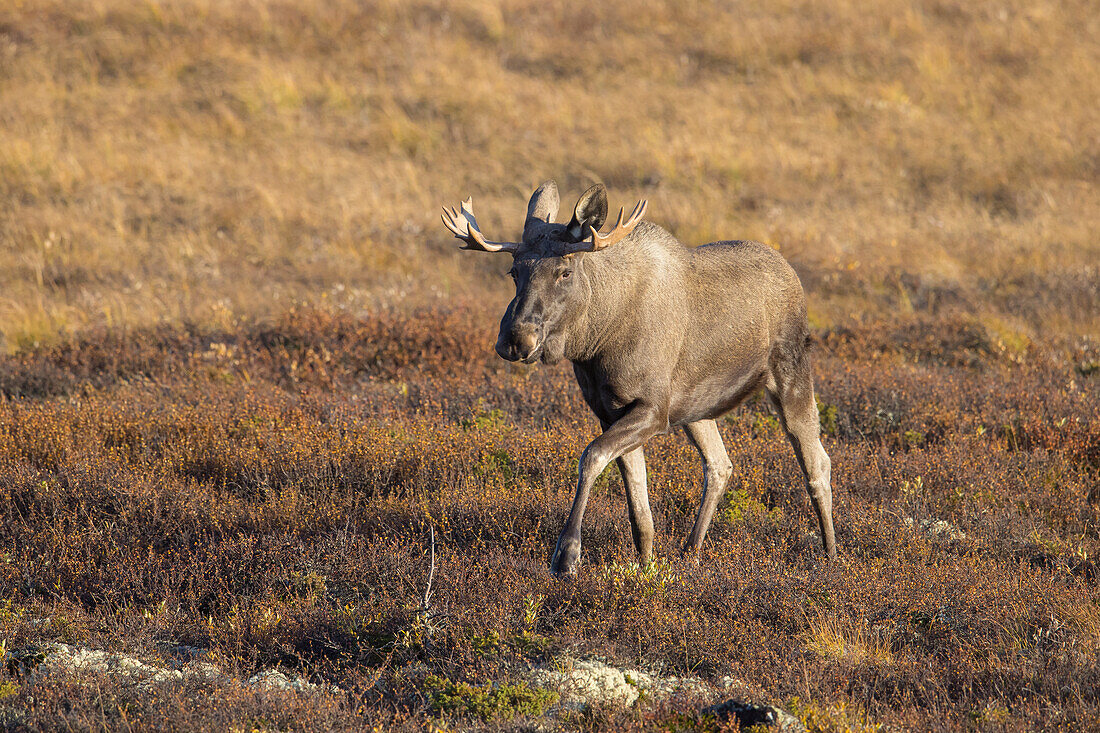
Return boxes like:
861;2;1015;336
442;181;836;574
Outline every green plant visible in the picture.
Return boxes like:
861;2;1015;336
522;593;544;633
902;429;924;448
816;396;838;437
601;559;681;599
0;679;18;701
475;449;514;482
717;489;784;525
460;404;507;431
424;675;558;721
468;629;500;656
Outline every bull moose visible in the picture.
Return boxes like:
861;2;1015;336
442;181;836;574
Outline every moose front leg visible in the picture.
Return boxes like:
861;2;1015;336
551;403;666;575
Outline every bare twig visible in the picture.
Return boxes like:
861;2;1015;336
423;525;435;610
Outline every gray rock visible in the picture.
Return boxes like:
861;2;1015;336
2;646;47;676
703;698;807;732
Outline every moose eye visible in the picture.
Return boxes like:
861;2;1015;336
559;270;572;281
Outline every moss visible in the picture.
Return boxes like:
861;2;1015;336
424;675;558;721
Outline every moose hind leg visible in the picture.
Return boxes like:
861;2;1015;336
768;360;837;558
683;419;734;554
617;448;654;562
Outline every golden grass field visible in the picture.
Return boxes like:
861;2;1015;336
1;0;1098;731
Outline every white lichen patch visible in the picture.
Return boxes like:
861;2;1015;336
529;657;711;710
248;669;340;695
33;644;196;688
905;517;966;541
8;643;336;695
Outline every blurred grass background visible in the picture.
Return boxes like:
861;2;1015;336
1;0;1096;352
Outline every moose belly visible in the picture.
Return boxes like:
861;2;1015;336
668;367;768;426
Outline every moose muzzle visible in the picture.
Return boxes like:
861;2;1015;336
496;323;541;363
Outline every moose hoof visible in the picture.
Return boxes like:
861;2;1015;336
550;537;581;575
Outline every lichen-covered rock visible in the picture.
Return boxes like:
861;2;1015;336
530;659;642;708
643;673;712;703
182;661;226;682
4;643;337;696
716;675;753;692
905;517;966;541
529;657;710;710
922;518;966;541
33;644;183;686
248;669;331;695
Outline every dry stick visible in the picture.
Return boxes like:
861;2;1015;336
423;525;435;610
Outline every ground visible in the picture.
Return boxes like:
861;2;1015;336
0;1;1098;731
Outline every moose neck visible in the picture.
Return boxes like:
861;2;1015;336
565;241;652;363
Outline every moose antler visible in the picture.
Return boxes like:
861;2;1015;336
441;198;521;253
577;199;648;252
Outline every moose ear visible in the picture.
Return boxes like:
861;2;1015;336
525;180;560;224
523;180;560;242
567;184;608;239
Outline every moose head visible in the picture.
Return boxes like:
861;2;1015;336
442;181;646;365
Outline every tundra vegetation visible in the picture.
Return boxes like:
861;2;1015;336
1;1;1098;731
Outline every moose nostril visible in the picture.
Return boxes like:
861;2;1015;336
514;330;538;357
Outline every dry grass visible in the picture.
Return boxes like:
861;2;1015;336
1;1;1099;731
1;0;1097;349
803;614;895;668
